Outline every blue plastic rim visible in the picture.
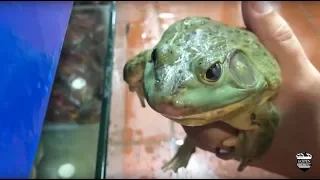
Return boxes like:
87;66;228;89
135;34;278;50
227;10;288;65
0;1;73;178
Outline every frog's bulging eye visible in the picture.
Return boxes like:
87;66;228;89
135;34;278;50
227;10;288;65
205;63;222;82
229;51;256;87
151;48;157;64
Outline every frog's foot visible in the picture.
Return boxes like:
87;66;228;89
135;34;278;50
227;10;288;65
136;90;146;107
220;133;254;172
129;85;146;107
237;159;252;172
161;137;196;173
29;165;37;179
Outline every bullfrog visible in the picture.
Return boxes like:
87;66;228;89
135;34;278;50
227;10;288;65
123;17;281;172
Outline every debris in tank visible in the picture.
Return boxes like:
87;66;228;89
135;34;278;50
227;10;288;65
45;3;107;125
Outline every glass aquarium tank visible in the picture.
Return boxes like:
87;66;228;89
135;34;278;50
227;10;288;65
31;1;116;179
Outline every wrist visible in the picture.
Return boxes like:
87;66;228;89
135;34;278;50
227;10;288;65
297;61;320;102
306;72;320;103
251;63;320;178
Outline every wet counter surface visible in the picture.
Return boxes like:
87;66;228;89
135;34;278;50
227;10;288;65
107;1;320;179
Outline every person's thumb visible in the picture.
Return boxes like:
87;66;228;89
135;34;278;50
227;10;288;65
242;1;320;110
241;1;308;73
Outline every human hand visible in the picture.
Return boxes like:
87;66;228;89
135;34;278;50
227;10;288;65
183;1;320;178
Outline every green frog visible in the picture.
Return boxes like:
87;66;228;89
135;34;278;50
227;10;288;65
123;17;281;172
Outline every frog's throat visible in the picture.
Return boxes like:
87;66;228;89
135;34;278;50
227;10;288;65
163;91;276;130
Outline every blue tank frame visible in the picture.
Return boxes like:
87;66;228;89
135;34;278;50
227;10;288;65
0;1;73;178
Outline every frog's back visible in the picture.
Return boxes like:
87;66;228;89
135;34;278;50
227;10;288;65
159;16;281;90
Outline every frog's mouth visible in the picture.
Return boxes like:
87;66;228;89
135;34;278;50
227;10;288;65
160;95;256;129
158;90;275;131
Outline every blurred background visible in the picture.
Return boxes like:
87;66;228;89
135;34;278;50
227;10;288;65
33;1;320;179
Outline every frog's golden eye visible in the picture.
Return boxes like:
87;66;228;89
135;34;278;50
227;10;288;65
205;63;222;82
151;48;157;64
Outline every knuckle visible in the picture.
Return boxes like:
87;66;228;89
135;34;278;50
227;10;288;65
272;22;294;43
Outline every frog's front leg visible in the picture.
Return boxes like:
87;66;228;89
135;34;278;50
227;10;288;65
162;136;196;172
222;102;280;172
123;49;152;107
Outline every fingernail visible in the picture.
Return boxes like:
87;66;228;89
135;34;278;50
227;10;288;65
251;1;273;14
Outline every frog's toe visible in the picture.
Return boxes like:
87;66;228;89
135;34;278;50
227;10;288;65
161;154;190;173
137;92;146;107
161;140;195;173
237;159;252;172
30;165;37;179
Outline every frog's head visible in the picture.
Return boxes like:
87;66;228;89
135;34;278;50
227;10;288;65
143;17;280;126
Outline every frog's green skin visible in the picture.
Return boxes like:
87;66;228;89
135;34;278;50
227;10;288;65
123;17;281;172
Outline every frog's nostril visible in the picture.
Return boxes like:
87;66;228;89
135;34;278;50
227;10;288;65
155;81;162;90
151;48;157;65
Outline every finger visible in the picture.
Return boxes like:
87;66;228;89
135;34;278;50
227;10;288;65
241;1;308;72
